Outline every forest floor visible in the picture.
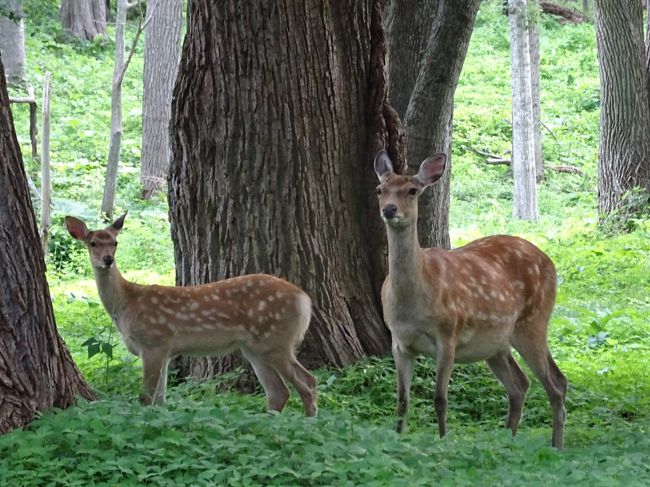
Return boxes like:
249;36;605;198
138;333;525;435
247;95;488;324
2;1;649;485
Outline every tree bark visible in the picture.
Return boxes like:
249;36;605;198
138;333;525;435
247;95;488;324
594;0;650;215
509;0;539;221
384;0;437;119
0;0;25;84
0;59;96;435
646;3;649;114
140;0;182;199
387;0;480;249
60;0;107;40
169;1;403;373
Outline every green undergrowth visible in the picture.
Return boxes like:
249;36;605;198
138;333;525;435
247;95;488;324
1;395;649;486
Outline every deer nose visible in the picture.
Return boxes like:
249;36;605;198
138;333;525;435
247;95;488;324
103;255;114;267
382;204;398;219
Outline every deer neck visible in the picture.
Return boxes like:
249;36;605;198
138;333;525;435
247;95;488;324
93;265;131;321
386;223;429;296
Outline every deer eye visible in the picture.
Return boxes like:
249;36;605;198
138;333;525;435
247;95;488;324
408;187;418;195
114;241;118;247
375;187;382;195
90;242;97;247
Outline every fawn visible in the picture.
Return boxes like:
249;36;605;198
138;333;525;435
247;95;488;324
374;150;567;449
65;213;317;416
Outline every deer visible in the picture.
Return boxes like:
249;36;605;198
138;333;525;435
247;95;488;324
65;213;317;416
373;150;568;449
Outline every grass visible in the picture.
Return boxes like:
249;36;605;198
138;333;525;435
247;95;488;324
3;1;650;485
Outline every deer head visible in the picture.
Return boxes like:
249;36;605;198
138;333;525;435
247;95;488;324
65;213;127;269
374;150;447;229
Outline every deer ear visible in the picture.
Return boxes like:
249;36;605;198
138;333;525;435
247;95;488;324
111;212;128;232
374;150;394;182
65;216;89;241
416;153;447;187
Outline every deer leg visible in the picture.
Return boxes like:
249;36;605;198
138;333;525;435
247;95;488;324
434;345;455;438
140;349;169;405
242;350;290;413
512;332;567;450
393;344;415;433
262;351;317;417
486;351;530;435
288;357;318;416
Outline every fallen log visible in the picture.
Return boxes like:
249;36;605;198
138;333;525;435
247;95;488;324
540;2;587;24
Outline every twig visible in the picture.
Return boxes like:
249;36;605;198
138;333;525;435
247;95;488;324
541;121;558;142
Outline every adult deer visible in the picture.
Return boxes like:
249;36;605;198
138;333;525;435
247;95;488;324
374;150;567;449
65;214;317;416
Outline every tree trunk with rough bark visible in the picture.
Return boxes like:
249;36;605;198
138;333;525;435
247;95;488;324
509;0;539;221
0;0;25;84
387;0;480;249
594;0;650;215
169;1;403;376
0;59;96;435
140;0;182;199
60;0;107;40
646;3;649;112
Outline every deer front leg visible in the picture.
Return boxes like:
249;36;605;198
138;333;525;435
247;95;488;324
140;349;170;405
393;343;415;433
434;344;455;438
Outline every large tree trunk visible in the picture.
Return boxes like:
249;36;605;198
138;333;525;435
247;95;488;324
140;0;182;199
0;0;25;84
0;59;96;435
509;0;539;221
387;0;480;249
60;0;107;40
594;0;650;215
169;1;402;374
646;3;650;113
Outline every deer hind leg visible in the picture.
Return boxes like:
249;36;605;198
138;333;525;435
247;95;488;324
140;349;170;405
393;344;415;433
512;329;567;450
242;350;290;413
261;350;317;417
486;351;530;435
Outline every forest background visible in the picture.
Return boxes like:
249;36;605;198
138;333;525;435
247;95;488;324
1;0;649;484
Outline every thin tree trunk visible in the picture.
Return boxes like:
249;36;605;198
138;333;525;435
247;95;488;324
594;0;650;215
101;0;127;217
394;0;481;248
509;0;539;221
0;0;25;84
169;0;401;373
529;0;543;182
140;0;182;199
60;0;107;40
0;59;96;435
40;72;52;252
